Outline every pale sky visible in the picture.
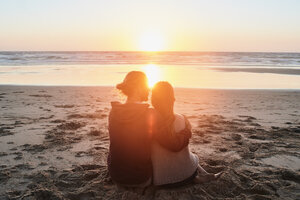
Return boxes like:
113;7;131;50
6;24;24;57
0;0;300;52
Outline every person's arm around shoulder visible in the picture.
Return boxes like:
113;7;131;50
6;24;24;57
151;111;192;152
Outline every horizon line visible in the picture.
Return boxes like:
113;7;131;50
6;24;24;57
0;50;300;54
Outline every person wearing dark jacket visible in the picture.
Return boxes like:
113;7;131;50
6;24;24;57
108;71;190;187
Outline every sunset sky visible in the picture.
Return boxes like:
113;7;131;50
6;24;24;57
0;0;300;52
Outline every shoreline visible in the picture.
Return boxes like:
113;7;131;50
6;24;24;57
1;63;300;89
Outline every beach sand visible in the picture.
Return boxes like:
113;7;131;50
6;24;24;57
0;86;299;199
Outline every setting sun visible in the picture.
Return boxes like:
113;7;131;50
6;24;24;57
142;64;161;87
139;31;164;51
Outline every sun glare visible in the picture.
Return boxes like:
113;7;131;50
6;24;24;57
139;31;164;51
142;64;161;87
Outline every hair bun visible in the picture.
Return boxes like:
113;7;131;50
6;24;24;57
116;83;124;90
116;71;148;96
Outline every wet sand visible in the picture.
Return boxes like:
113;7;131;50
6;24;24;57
0;86;299;199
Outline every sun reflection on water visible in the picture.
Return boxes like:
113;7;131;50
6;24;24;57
142;64;161;87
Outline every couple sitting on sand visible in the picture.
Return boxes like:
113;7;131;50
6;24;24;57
107;71;221;188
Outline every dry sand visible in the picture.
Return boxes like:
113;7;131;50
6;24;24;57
0;86;299;200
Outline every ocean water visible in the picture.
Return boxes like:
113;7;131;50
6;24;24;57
0;51;299;89
0;51;300;67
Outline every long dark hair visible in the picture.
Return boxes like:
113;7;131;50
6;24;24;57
151;81;175;119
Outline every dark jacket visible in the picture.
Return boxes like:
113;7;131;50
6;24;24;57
108;102;152;185
107;102;191;185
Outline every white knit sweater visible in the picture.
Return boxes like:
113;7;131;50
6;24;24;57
151;113;199;186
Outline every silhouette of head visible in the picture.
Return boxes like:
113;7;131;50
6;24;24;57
117;71;149;101
151;81;175;118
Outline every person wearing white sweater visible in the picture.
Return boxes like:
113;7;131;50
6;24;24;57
151;81;222;186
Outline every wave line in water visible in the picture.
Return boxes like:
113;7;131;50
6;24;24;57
0;51;300;67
